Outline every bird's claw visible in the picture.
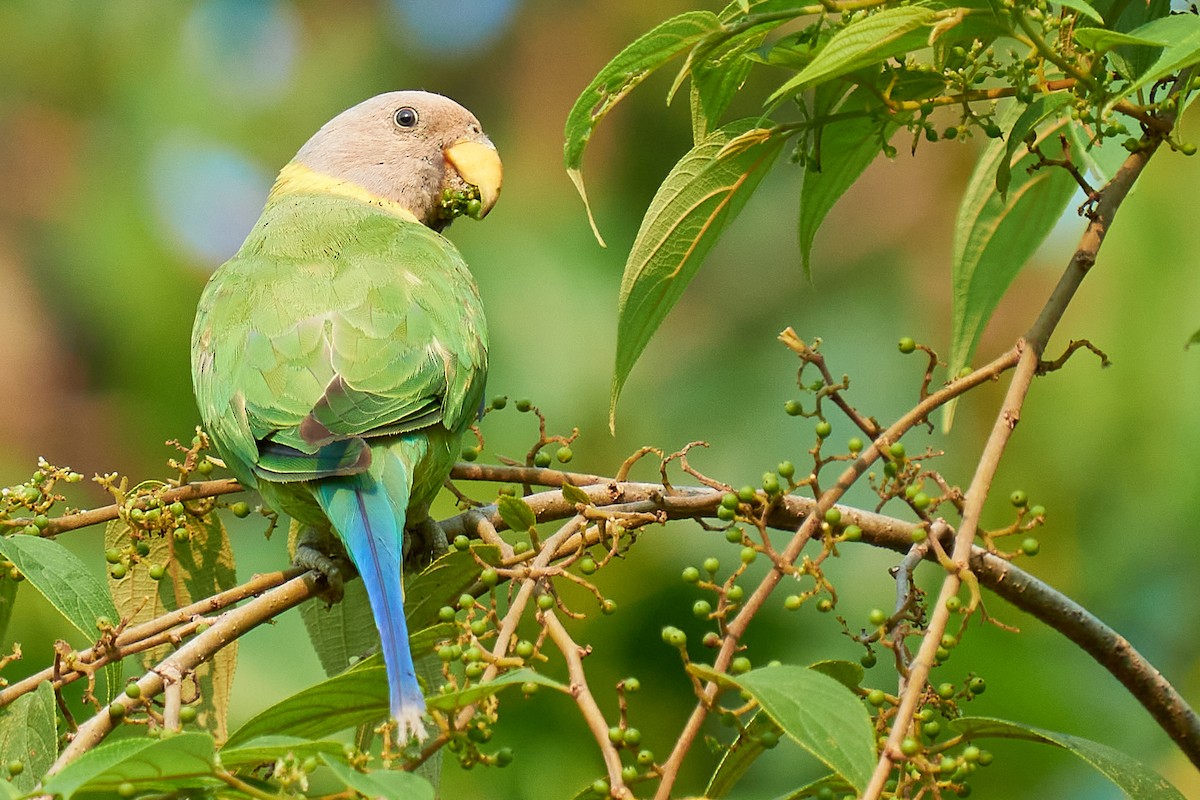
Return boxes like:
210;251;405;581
293;526;354;604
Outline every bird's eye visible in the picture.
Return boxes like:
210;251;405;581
393;107;419;128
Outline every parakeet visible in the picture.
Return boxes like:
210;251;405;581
190;91;501;740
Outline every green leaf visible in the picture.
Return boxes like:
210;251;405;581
497;495;538;533
107;512;238;739
404;544;500;632
687;20;785;140
1187;327;1200;349
300;577;379;677
561;483;592;506
424;668;566;712
996;92;1075;196
800;91;895;276
1105;13;1200;110
0;576;17;648
224;662;389;749
564;10;725;239
768;774;855;800
1055;0;1104;22
767;7;940;102
1074;26;1163;52
951;717;1186;799
0;681;56;792
41;732;218;799
725;665;877;792
611;120;785;428
706;710;782;797
1066;119;1130;184
219;735;347;769
322;755;436;800
0;534;118;643
807;659;865;691
946;109;1080;426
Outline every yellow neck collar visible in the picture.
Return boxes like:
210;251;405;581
268;162;420;224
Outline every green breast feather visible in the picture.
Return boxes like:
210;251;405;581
191;194;488;491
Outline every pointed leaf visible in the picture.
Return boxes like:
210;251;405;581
688;20;785;140
0;534;118;642
800;91;895;275
1074;27;1163;52
996;92;1075;196
219;735;348;769
1105;13;1200;110
300;578;380;677
497;495;538;533
611;120;785;427
107;512;238;740
404;544;500;631
224;662;389;749
767;7;940;102
947;110;1080;407
706;710;782;797
565;10;725;237
951;717;1185;799
725;665;876;792
322;755;436;800
561;483;592;506
41;732;218;799
0;681;56;793
0;578;17;649
1056;0;1104;22
424;668;566;712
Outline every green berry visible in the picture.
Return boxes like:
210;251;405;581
898;337;917;354
7;568;21;583
968;676;987;694
579;557;597;575
777;460;795;479
496;747;514;767
196;459;214;475
737;485;756;503
911;528;928;543
173;527;189;542
479;568;499;588
716;505;736;521
32;514;49;530
824;507;841;526
963;745;982;762
842;524;862;541
108;702;126;720
1021;537;1040;556
726;585;744;603
491;396;508;410
922;720;941;739
900;737;920;756
621;765;639;783
624;677;641;693
784;399;803;416
536;594;554;611
730;656;752;674
816;598;833;612
117;782;136;798
515;399;532;412
936;682;956;699
692;600;712;619
6;760;23;776
459;594;476;610
179;705;198;724
702;631;721;648
977;749;994;766
848;437;864;453
515;640;535;658
148;564;165;581
867;689;887;706
110;563;127;580
601;598;617;615
758;730;780;749
784;594;802;610
512;541;530;554
868;608;887;626
230;501;250;518
720;492;739;510
465;662;485;679
607;726;624;744
946;595;962;612
438;645;456;662
462;446;480;462
438;605;456;623
912;492;931;510
124;682;141;699
681;566;700;583
1030;504;1046;518
815;420;832;438
1009;489;1028;508
453;535;470;551
889;442;906;460
105;548;123;564
555;446;573;463
740;546;756;564
169;501;185;517
944;126;959;139
636;749;655;766
532;451;551;468
591;779;610;797
661;626;687;647
703;557;720;575
761;472;780;495
135;540;151;556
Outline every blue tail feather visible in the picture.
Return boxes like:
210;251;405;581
312;465;426;740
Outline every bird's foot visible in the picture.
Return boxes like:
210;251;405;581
405;517;449;571
293;526;354;604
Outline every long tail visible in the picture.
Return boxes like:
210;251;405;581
312;464;426;741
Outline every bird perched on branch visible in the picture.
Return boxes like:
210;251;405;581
191;91;501;741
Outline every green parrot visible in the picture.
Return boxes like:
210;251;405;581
191;91;502;741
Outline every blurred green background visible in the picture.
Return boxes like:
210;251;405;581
2;1;1199;797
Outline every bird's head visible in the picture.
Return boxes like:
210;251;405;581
289;91;502;230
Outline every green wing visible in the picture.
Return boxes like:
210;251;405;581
191;194;488;486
